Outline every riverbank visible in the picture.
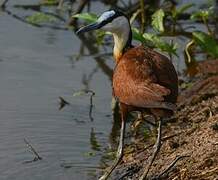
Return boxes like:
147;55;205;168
111;59;218;180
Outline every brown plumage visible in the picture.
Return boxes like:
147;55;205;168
112;45;178;180
113;45;178;118
76;9;178;180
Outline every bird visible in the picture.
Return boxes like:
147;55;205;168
76;9;178;180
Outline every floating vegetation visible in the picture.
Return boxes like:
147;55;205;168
84;151;96;157
72;13;98;23
26;12;58;24
40;0;59;6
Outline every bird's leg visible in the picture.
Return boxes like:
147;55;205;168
136;112;156;127
99;108;126;180
111;96;119;114
139;118;162;180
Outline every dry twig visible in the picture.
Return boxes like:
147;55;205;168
155;155;190;179
140;0;145;33
23;138;42;163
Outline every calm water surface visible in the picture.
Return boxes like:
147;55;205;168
0;1;208;179
0;2;113;180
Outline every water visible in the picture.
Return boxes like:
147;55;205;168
0;1;210;180
0;2;114;180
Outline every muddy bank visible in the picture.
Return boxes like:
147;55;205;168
110;59;218;180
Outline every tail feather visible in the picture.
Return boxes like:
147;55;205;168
140;102;177;111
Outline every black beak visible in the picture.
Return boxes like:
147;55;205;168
76;22;103;35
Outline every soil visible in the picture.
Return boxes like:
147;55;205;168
111;59;218;180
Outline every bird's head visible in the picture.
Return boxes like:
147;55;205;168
76;9;129;34
76;10;132;61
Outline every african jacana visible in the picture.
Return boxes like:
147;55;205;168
76;9;178;180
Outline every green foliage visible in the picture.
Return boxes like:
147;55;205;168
193;31;218;58
72;13;98;23
172;3;194;20
143;33;178;56
73;90;87;97
73;13;107;44
40;0;58;6
104;150;116;160
190;8;212;21
73;90;94;97
190;6;214;34
132;27;146;43
180;82;193;90
26;12;57;24
83;151;96;157
151;9;165;32
143;128;150;139
132;28;178;56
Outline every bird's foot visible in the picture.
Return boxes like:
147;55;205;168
139;119;162;180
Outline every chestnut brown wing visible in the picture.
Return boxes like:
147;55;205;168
113;46;177;110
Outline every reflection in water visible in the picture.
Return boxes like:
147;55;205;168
76;32;113;77
74;29;125;174
109;100;121;149
23;138;42;164
75;30;121;146
88;91;95;121
90;128;101;151
82;66;98;90
81;66;98;121
45;28;58;45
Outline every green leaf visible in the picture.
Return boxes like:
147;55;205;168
177;3;194;15
143;33;178;56
190;10;209;20
132;28;177;55
193;31;218;57
96;31;107;45
40;0;58;6
83;151;96;157
132;28;146;43
73;90;87;97
26;12;57;24
151;9;165;32
172;3;194;18
72;13;98;23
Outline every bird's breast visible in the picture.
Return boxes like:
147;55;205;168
112;45;178;108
